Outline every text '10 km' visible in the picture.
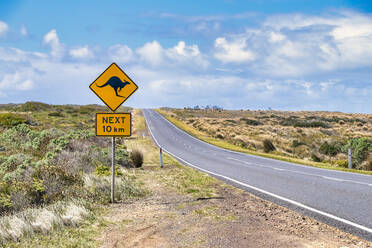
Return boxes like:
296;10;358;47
96;113;131;137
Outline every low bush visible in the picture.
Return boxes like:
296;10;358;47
319;141;342;157
344;138;372;169
364;154;372;171
240;118;261;126
116;148;130;167
216;133;224;139
94;165;123;177
130;149;143;168
263;139;275;153
280;118;330;128
15;101;52;112
335;160;348;168
224;119;237;124
0;113;27;127
292;140;305;148
311;153;322;162
48;112;64;117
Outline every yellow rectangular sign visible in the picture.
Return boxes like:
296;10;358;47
96;113;131;136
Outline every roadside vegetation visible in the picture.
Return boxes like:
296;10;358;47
0;104;370;247
157;108;372;174
0;102;146;246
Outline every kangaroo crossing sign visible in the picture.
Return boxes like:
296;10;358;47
90;63;138;112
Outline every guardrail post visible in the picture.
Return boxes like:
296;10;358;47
160;147;163;168
348;148;352;169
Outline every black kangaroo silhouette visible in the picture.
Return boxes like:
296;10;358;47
96;76;130;98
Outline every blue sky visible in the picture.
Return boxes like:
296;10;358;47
0;0;372;113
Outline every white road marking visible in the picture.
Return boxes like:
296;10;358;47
227;157;371;187
322;176;344;182
142;109;372;235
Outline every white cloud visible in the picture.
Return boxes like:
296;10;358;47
0;72;35;92
269;31;285;42
0;21;8;37
214;37;255;63
16;79;34;90
168;41;200;57
108;44;133;63
213;11;372;77
20;25;28;36
69;45;94;59
136;40;208;68
43;29;65;59
136;41;164;66
166;41;208;68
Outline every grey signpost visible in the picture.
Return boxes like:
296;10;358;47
111;137;116;203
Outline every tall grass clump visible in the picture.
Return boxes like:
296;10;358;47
84;174;146;203
0;200;90;245
263;139;276;153
130;149;144;168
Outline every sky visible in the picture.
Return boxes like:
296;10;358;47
0;0;372;113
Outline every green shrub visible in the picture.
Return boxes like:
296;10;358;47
344;138;372;169
319;141;342;157
293;121;329;128
311;153;321;162
263;139;275;153
364;154;372;171
292;140;305;148
0;113;27;127
216;133;224;139
335;160;348;168
130;149;143;168
15;101;52;112
48;112;64;117
280;118;329;128
224;119;237;124
240;118;261;126
116;148;130;167
95;165;123;176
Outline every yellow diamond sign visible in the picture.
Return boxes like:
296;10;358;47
90;63;138;112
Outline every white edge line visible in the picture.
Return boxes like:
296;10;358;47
153;109;372;178
142;109;372;235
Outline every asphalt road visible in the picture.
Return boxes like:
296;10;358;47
142;109;372;241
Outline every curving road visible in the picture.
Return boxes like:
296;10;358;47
143;109;372;241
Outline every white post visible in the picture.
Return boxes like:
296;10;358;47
111;137;115;203
160;147;163;168
348;148;352;169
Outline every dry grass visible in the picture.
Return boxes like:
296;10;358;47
157;108;372;175
124;110;219;198
0;201;89;245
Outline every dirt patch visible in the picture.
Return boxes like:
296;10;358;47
97;165;371;248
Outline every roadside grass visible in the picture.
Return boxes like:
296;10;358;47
4;206;112;248
125;110;219;199
156;109;372;176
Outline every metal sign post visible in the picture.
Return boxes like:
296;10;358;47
90;63;138;204
111;137;116;203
